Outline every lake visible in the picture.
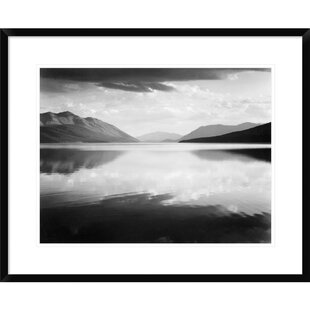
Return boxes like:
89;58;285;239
40;143;271;243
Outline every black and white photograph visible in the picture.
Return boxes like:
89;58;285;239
40;68;272;243
2;27;308;284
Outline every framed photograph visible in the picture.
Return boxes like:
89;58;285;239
0;29;309;281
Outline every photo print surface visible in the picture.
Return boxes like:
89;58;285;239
40;68;272;243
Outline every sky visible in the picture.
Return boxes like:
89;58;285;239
40;68;271;137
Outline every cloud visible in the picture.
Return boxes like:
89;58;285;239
96;82;175;93
41;78;67;93
238;96;271;104
41;78;84;94
41;68;271;93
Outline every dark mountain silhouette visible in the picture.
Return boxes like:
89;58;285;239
40;111;138;143
137;131;182;142
180;123;271;144
179;122;260;141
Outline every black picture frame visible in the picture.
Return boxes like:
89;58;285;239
0;28;309;282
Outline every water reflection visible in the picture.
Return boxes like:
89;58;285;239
40;144;271;243
41;193;271;243
192;148;271;163
40;149;124;174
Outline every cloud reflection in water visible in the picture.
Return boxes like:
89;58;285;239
40;146;271;217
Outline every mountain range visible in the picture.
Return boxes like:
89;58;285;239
136;131;182;142
180;123;271;144
179;122;261;141
40;111;271;144
40;111;138;143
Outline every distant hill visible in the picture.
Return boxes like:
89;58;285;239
161;139;179;143
137;131;182;142
180;123;271;143
40;111;138;143
179;122;261;141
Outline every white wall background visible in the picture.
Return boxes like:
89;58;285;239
0;0;309;28
1;0;310;309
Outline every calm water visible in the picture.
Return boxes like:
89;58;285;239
40;143;271;243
